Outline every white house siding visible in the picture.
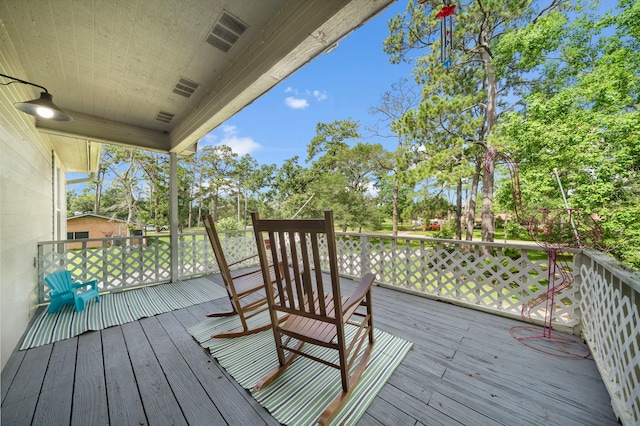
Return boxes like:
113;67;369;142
0;32;63;369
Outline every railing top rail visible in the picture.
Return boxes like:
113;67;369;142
335;231;583;252
38;235;151;245
38;229;251;246
584;249;640;293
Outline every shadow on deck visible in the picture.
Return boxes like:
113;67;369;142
1;274;619;425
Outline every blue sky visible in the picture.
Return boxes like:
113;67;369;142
198;1;415;167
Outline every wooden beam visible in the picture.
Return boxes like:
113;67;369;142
36;110;171;153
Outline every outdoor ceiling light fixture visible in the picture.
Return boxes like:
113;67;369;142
0;72;72;121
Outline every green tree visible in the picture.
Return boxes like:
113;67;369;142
368;78;420;235
100;146;143;225
67;189;95;215
199;145;238;221
385;0;568;246
495;1;640;268
270;156;312;217
306;120;386;231
246;163;277;218
232;154;258;227
136;152;169;226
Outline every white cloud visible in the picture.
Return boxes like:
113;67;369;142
220;136;261;156
219;125;260;156
285;96;309;109
199;124;261;156
199;132;219;146
313;90;327;101
283;87;328;109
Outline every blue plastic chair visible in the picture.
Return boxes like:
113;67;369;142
44;270;100;313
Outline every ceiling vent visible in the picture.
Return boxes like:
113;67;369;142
206;11;248;53
156;111;175;123
173;77;199;98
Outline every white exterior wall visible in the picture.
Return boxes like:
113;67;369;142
0;32;64;369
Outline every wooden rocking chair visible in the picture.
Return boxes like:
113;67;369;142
251;210;375;425
203;214;280;338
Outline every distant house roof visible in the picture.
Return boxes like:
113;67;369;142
67;213;129;224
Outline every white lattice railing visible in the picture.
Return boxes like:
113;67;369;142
336;233;584;330
37;231;256;301
38;231;581;327
579;250;640;425
37;230;639;424
38;235;171;301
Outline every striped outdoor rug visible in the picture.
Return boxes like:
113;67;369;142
20;277;227;350
188;311;413;426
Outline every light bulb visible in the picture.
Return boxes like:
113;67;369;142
36;106;55;119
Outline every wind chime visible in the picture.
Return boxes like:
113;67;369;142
436;4;455;67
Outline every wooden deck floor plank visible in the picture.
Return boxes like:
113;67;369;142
72;331;109;425
158;309;279;426
385;345;448;383
463;326;605;381
442;367;616;426
428;390;504;426
121;320;188;425
0;343;52;425
374;383;464;426
31;338;76;425
452;337;617;416
371;312;462;355
383;358;443;399
0;343;25;405
363;387;419;426
439;366;569;425
458;334;604;387
358;412;386;425
102;326;147;425
375;283;479;322
138;315;227;424
373;285;474;326
441;352;619;425
367;288;468;350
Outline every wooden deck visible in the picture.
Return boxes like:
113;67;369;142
2;274;619;425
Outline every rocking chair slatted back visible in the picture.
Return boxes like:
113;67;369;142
250;210;375;426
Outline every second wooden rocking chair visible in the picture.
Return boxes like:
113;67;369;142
251;210;375;425
203;214;279;338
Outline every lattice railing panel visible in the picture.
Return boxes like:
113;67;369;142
178;234;210;277
178;231;258;279
38;237;172;299
345;235;579;327
38;232;581;329
580;254;640;425
39;232;261;300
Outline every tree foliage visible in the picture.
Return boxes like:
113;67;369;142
385;0;568;246
495;0;640;268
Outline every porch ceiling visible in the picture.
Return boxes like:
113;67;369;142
1;0;393;163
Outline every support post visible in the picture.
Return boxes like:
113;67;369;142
169;152;179;282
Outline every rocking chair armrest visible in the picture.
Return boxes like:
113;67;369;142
231;261;282;280
73;279;98;291
227;253;259;267
50;289;73;297
342;272;375;314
